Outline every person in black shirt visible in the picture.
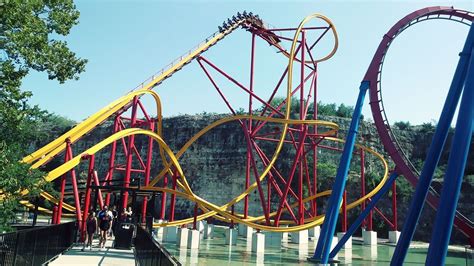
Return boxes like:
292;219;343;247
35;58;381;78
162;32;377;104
81;212;98;251
98;205;113;250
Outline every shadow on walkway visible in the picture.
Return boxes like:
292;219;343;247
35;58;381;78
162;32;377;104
49;238;135;266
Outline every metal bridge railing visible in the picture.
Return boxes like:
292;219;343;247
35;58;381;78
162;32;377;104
134;225;181;266
0;221;77;266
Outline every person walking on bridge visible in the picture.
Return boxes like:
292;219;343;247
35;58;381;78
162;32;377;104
98;205;114;250
81;211;97;251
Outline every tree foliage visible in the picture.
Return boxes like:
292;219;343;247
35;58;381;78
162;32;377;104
263;96;356;119
419;122;436;134
0;0;86;85
0;0;85;231
0;143;54;232
394;121;411;131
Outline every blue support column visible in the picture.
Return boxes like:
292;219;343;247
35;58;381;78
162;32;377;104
391;23;474;265
426;44;473;265
310;81;369;264
329;172;399;259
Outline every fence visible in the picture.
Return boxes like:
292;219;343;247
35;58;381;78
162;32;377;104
134;225;181;266
0;222;77;266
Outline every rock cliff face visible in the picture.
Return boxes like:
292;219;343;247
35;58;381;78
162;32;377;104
61;113;472;244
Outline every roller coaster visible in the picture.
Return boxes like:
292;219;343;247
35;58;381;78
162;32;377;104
9;6;474;265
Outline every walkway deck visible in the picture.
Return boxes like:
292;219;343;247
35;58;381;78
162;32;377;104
50;238;135;266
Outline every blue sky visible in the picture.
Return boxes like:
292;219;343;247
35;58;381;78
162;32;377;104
21;0;473;125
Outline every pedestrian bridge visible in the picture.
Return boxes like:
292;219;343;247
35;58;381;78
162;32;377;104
0;222;180;266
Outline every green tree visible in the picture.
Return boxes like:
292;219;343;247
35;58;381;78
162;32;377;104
336;103;354;118
0;143;54;232
419;122;436;134
394;121;411;130
267;96;300;117
317;102;337;117
0;0;86;231
0;0;86;85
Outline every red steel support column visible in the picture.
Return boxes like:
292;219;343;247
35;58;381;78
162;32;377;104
244;149;251;218
249;32;255;129
169;170;177;222
392;178;398;231
81;154;94;241
66;140;83;228
122;97;139;209
267;177;271;214
230;205;235;228
368;204;373;231
92;171;104;209
193;203;198;230
160;174;168;220
342;190;347;232
298;30;306;225
105;116;120;206
360;147;373;230
303;156;315;218
57;139;72;224
52;206;58;224
360;147;366;229
244;33;256;219
57;172;66;223
312;64;318;216
141;121;155;224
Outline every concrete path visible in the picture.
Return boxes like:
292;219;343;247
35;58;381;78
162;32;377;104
49;238;135;266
